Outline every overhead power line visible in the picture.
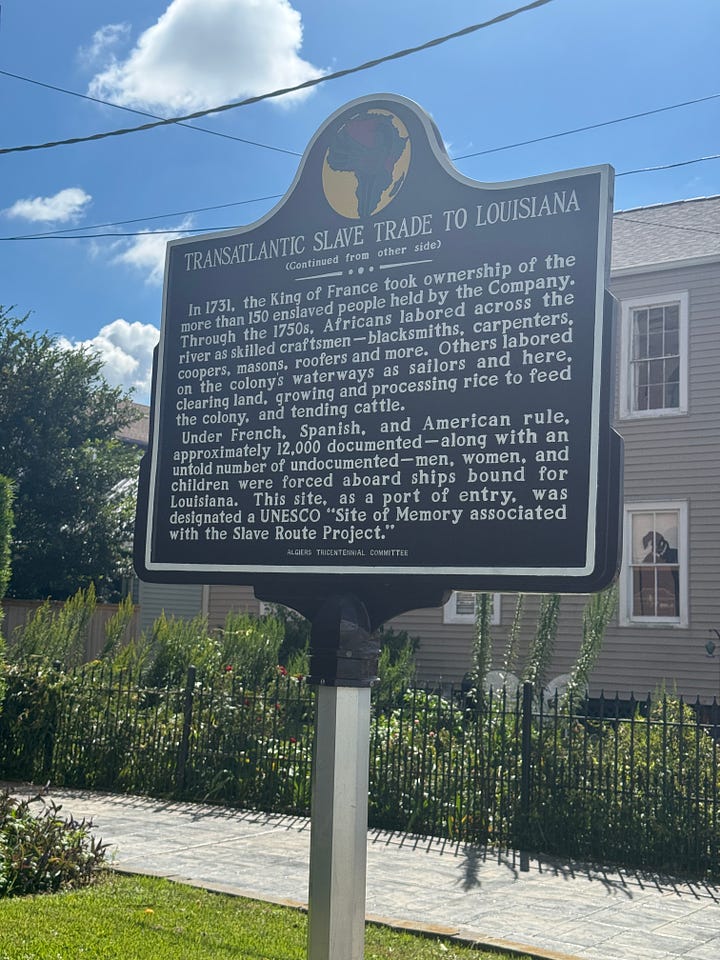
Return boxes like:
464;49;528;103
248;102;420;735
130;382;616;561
0;195;284;240
613;213;720;238
0;0;553;156
616;152;720;177
0;69;302;157
452;93;720;161
9;204;720;244
6;60;718;169
3;149;719;242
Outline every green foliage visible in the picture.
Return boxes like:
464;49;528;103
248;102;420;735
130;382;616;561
98;594;137;661
375;625;420;701
501;593;524;675
119;609;286;688
523;593;560;697
565;585;618;703
0;306;140;601
8;584;97;669
370;689;470;834
265;603;311;669
0;476;13;605
1;655;719;877
470;593;494;697
0;662;68;783
0;476;12;710
141;613;214;687
0;791;107;897
218;610;284;687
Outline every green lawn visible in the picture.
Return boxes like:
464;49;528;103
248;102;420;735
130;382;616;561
0;872;530;960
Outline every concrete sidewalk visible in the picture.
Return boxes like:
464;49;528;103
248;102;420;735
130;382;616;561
5;783;719;960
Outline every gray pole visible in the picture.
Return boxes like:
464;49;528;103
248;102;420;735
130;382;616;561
306;594;379;960
308;684;371;960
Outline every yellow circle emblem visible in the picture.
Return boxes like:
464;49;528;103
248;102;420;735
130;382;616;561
322;109;411;219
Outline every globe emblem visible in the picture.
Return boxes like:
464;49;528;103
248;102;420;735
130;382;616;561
322;109;411;219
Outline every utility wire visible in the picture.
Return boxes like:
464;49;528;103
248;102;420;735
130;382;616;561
613;214;720;238
0;195;284;240
3;151;719;242
616;152;720;177
6;61;718;169
451;93;720;161
0;69;302;157
7;213;720;245
0;0;553;156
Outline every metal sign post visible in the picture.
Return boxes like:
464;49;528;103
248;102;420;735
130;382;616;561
306;595;378;960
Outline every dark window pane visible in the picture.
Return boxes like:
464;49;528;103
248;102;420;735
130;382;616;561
656;567;679;616
633;567;657;616
665;381;680;407
648;333;663;358
649;359;664;384
665;359;680;383
633;329;648;359
648;384;664;408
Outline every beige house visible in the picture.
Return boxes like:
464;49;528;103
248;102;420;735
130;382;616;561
137;196;720;703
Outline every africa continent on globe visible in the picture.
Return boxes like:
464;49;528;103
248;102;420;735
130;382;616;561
322;109;411;219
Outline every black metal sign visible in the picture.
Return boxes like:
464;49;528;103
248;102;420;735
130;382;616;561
134;94;621;621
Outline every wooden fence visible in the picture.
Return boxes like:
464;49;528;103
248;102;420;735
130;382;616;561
0;599;140;661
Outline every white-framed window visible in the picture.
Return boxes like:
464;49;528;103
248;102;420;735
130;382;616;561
619;501;688;626
619;292;688;418
443;592;501;625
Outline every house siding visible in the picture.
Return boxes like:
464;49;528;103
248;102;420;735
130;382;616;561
206;584;260;630
137;582;204;634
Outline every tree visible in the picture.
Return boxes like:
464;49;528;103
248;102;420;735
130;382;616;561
0;307;140;600
0;475;13;705
0;475;12;604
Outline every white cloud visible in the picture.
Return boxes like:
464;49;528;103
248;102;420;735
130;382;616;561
4;188;92;224
110;218;193;285
87;0;323;112
61;319;160;400
78;23;131;66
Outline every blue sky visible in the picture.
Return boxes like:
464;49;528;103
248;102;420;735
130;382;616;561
2;0;719;403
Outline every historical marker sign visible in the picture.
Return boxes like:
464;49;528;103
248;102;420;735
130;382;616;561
135;94;620;610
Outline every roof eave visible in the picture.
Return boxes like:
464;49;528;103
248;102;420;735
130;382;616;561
611;252;720;278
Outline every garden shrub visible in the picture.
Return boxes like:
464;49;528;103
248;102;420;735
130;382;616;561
0;474;12;600
0;662;68;782
0;791;107;897
565;585;618;703
218;610;284;687
374;626;420;702
0;475;12;711
469;593;494;700
267;604;311;671
523;593;560;697
8;584;96;669
98;593;137;660
141;612;215;686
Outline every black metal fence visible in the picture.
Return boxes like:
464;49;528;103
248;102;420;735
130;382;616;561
1;664;718;878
